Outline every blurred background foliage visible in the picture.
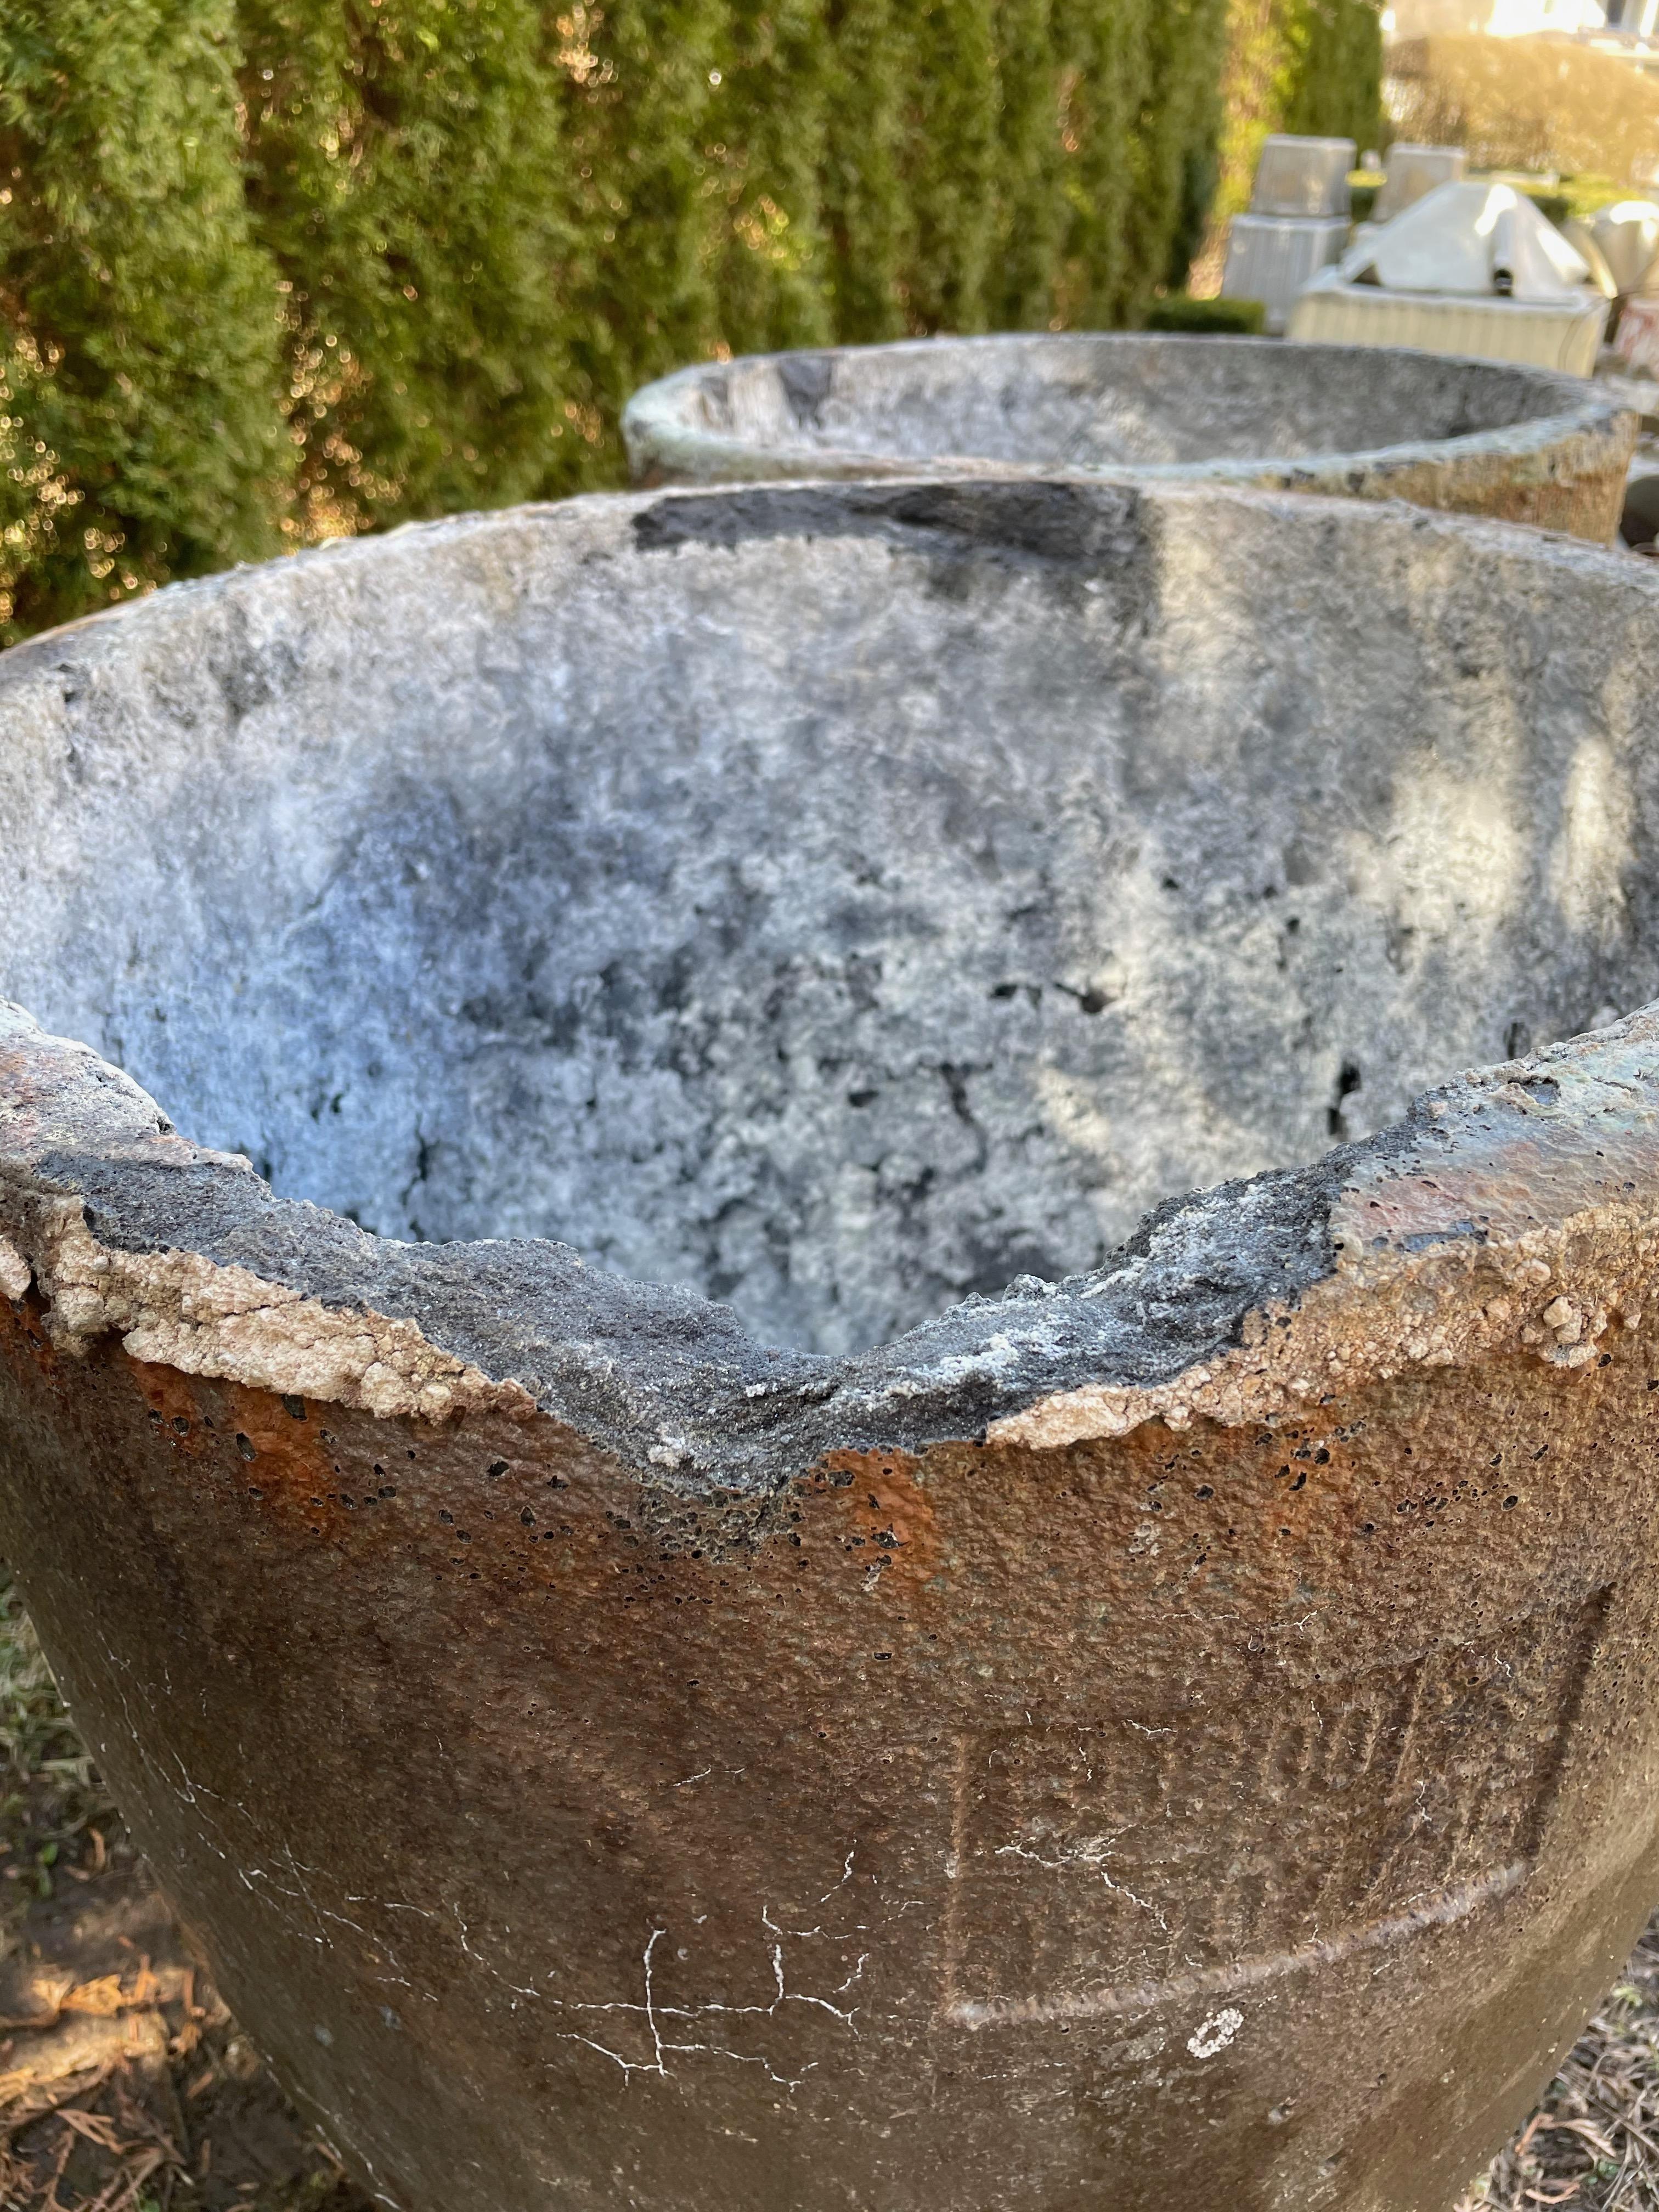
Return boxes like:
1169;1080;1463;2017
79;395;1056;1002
1385;32;1659;188
1206;0;1381;247
0;0;1381;641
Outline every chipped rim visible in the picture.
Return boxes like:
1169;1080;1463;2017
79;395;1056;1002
4;994;1657;1491
620;332;1635;499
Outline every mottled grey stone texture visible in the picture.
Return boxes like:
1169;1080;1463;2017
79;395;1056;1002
1;478;1656;1374
623;334;1637;541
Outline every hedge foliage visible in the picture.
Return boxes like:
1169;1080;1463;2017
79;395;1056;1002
1210;0;1381;238
0;2;292;640
1279;0;1381;151
1146;290;1265;332
0;0;1255;641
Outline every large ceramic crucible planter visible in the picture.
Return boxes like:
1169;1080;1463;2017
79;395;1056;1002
4;481;1659;2212
622;331;1638;542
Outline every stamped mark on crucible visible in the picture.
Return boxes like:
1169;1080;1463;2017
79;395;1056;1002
943;1592;1609;2027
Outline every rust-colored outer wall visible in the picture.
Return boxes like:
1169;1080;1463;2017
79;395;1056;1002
639;421;1637;548
2;1306;1657;2211
1234;422;1634;544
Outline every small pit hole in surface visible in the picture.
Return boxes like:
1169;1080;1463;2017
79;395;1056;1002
1327;1060;1363;1139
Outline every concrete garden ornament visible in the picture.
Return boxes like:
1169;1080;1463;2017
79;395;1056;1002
621;331;1638;542
3;479;1659;2211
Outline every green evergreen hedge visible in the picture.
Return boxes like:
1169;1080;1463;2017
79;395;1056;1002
1210;0;1382;250
0;0;1237;642
1146;290;1266;332
0;2;292;641
1279;0;1383;154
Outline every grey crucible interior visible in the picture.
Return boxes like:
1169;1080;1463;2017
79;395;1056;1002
3;480;1659;2212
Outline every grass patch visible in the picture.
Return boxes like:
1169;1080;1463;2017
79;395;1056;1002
0;1579;114;1920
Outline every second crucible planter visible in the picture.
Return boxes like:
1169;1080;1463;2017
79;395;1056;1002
622;331;1637;541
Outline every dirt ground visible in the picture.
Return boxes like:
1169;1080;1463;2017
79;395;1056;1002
0;1846;372;2212
1455;1923;1659;2212
2;1578;1655;2212
0;1581;372;2212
